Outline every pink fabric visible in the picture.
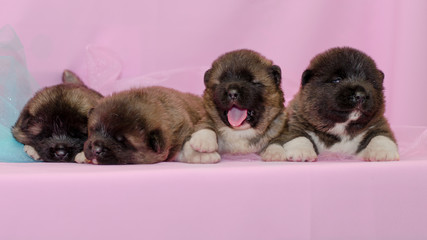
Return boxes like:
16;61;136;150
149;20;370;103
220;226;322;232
1;0;427;239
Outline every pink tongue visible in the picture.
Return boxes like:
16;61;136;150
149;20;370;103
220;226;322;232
227;107;248;127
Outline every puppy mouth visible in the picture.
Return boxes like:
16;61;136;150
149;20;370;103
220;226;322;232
226;106;253;129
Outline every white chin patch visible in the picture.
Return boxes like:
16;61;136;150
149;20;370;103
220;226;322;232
231;122;251;130
328;110;361;136
349;111;361;120
358;136;399;161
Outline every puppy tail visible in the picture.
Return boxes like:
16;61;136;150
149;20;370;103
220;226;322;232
62;70;85;85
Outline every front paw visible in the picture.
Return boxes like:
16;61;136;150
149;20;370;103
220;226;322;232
177;141;221;164
283;137;317;162
189;129;218;153
24;145;42;161
261;144;287;161
74;152;90;164
359;136;399;161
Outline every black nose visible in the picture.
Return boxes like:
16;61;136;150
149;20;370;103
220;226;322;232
350;90;368;104
54;144;68;159
92;141;106;156
228;89;239;101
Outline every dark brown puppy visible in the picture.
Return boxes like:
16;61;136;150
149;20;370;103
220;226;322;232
181;49;286;163
78;86;206;164
263;47;399;162
12;70;103;162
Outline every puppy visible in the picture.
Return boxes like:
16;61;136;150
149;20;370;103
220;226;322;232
263;47;399;162
78;86;206;164
180;49;286;163
12;70;103;162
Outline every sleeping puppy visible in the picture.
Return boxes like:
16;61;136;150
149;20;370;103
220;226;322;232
179;49;286;163
12;70;103;162
77;86;206;164
263;47;399;162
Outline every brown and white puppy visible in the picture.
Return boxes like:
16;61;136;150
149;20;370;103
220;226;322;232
78;86;206;165
180;49;286;163
263;47;399;162
12;70;103;162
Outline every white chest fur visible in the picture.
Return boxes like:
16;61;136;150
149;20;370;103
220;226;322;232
218;127;262;154
307;131;366;155
307;111;366;155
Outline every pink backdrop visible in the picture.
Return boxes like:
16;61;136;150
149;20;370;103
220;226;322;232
2;0;427;125
1;1;427;240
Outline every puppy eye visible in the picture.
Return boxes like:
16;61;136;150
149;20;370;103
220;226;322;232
253;81;264;87
115;135;125;142
331;77;342;84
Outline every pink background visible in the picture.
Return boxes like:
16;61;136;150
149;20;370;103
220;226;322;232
1;0;427;240
2;0;427;126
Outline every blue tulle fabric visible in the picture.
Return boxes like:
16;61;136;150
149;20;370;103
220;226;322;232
0;25;39;162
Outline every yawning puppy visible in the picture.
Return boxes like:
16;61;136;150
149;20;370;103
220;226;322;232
12;70;103;162
78;86;206;164
263;47;399;162
179;49;286;163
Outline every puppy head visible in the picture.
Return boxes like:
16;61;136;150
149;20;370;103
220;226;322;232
204;49;283;130
12;84;100;162
299;47;385;131
84;91;169;165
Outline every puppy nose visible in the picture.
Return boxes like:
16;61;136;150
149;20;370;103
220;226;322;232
351;90;368;104
54;144;68;158
92;141;106;156
228;89;239;101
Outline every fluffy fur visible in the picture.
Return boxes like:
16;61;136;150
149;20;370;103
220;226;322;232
12;70;103;162
263;47;399;162
81;86;206;164
181;49;286;163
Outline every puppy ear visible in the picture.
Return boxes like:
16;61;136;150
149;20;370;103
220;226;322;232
12;109;39;144
378;70;385;82
88;108;95;116
62;70;84;85
204;69;212;87
147;129;165;153
269;65;282;86
301;69;313;86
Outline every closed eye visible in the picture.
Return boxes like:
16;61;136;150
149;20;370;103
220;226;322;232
114;135;125;142
331;77;342;84
252;81;264;87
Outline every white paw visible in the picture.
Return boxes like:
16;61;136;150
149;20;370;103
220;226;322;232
24;145;42;161
283;137;317;162
261;144;287;161
189;129;218;153
74;152;89;164
359;136;399;161
177;141;221;164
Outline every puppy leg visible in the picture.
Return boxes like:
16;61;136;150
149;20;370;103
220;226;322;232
283;137;317;162
261;144;287;161
359;136;399;161
24;145;41;161
189;129;218;153
177;141;221;164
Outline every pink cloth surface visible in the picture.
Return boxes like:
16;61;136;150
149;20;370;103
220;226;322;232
1;134;427;240
1;0;427;239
